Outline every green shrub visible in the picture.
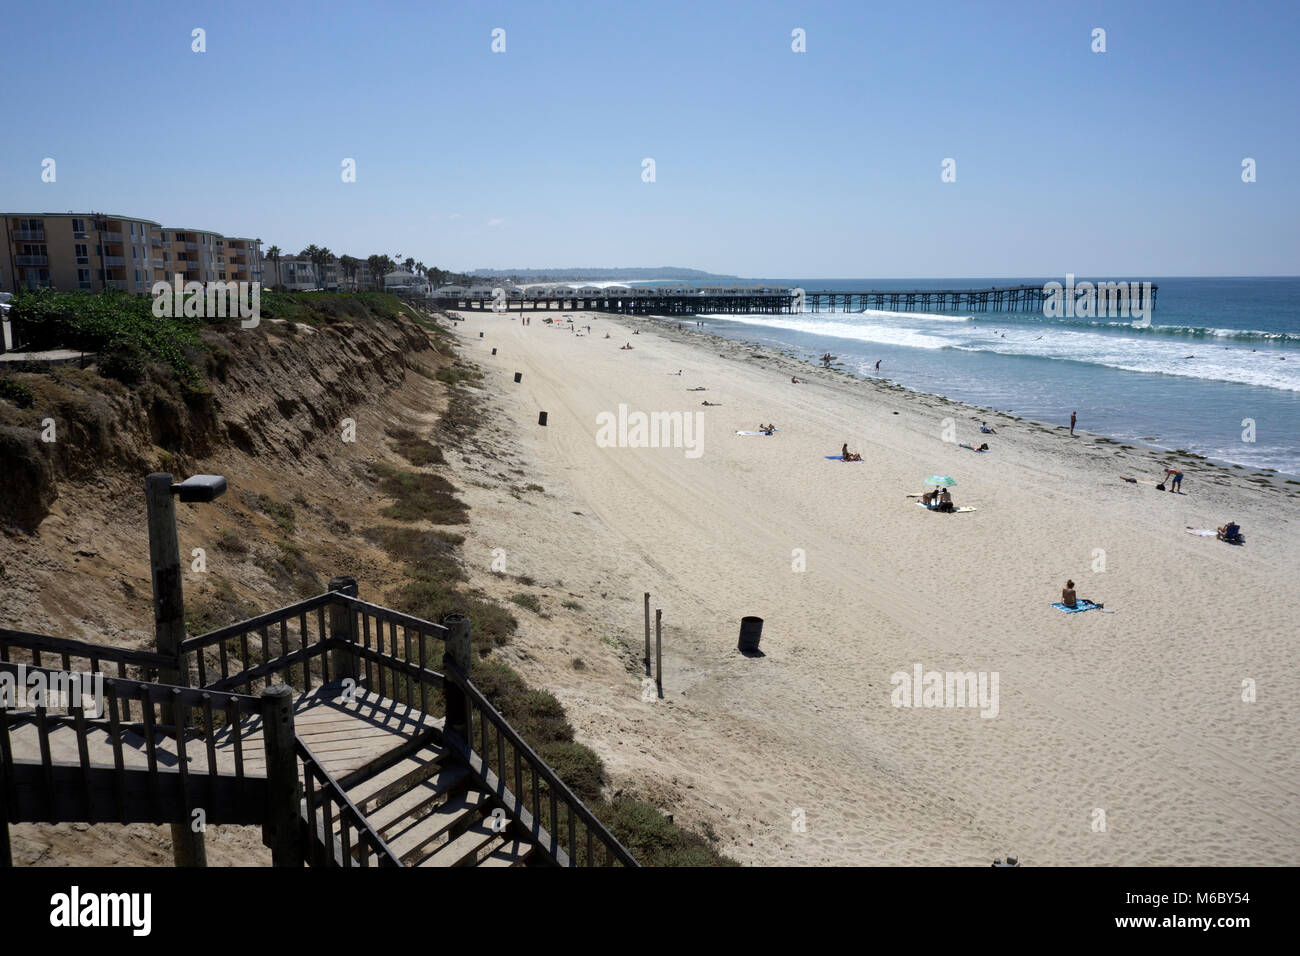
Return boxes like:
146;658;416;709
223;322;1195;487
0;377;34;409
10;288;204;389
510;593;541;613
597;797;738;867
537;741;606;806
255;494;295;534
373;463;468;524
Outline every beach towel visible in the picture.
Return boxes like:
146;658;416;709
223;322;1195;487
1051;601;1098;614
824;455;863;461
915;502;976;513
737;430;778;436
1185;528;1216;537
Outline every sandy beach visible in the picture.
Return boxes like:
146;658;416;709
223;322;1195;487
442;308;1299;866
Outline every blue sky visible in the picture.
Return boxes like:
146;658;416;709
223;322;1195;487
2;0;1296;277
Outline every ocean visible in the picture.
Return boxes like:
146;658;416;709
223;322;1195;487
653;277;1300;475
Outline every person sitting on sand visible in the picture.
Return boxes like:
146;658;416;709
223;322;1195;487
980;422;996;434
1217;521;1241;542
841;443;862;462
791;376;801;384
1063;579;1091;608
920;488;938;506
621;342;634;350
604;332;611;338
937;489;954;512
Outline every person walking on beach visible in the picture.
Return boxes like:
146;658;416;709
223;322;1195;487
1070;411;1077;436
1162;467;1184;492
875;359;881;371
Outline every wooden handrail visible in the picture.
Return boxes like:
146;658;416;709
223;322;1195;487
0;628;175;670
449;667;639;867
180;592;336;653
1;661;259;712
294;735;402;867
332;594;449;637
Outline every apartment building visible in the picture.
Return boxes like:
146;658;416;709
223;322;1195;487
1;212;162;295
0;213;263;296
223;237;263;285
266;255;320;291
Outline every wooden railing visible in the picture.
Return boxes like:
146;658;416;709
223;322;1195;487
449;670;638;867
4;587;638;868
179;591;337;694
1;627;172;683
0;661;263;826
295;735;402;867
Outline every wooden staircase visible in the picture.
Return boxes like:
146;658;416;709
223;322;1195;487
3;589;638;868
335;737;536;867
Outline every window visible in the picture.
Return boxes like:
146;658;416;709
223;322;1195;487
75;244;88;264
72;218;87;238
78;268;91;289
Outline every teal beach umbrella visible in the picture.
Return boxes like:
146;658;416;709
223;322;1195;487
926;475;957;486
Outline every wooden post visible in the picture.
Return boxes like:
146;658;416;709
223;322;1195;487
145;472;206;867
261;684;302;867
441;614;472;744
643;593;651;669
655;608;663;693
327;576;358;684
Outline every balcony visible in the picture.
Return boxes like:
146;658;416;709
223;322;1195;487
153;259;165;269
102;256;125;267
100;231;123;242
151;237;162;248
14;228;45;241
185;242;197;251
15;255;48;266
105;280;128;290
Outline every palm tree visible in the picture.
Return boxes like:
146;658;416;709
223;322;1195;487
367;254;395;291
266;245;282;288
315;247;334;290
339;255;359;291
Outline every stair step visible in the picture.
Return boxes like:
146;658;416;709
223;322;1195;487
415;818;501;867
345;750;447;811
367;764;470;835
478;838;533;867
385;789;488;864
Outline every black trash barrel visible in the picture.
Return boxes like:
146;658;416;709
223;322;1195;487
538;411;548;426
738;616;763;653
479;331;484;338
513;372;522;383
491;347;497;355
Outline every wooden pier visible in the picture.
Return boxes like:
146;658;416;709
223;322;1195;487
1;588;637;868
434;282;1157;316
